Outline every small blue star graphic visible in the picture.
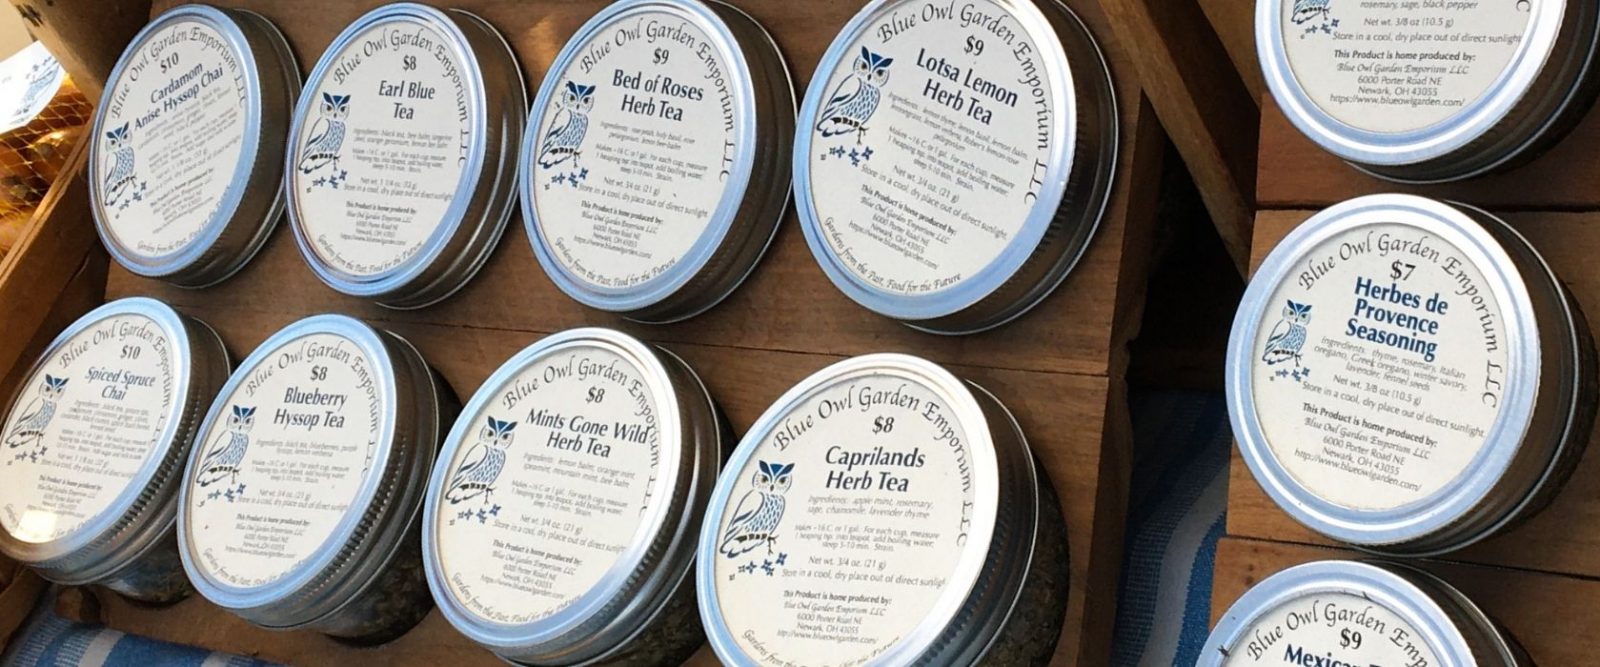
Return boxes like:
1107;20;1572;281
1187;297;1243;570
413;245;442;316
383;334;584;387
489;504;502;516
761;560;775;576
776;553;788;566
579;167;590;180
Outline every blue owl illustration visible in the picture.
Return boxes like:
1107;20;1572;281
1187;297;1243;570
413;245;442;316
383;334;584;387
445;417;516;505
538;82;595;170
22;58;57;107
299;93;350;175
719;460;794;558
1291;0;1332;25
196;405;255;487
1262;301;1313;366
4;375;67;451
816;47;894;144
101;123;138;206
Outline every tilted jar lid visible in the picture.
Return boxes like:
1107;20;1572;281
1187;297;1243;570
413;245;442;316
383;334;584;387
1199;560;1519;666
1228;194;1546;549
177;314;438;628
423;327;722;664
1256;0;1597;181
92;4;301;287
520;0;795;322
0;297;228;585
793;0;1118;333
286;2;525;308
698;353;1048;666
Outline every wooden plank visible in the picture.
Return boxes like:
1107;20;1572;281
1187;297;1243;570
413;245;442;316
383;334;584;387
1195;0;1262;108
55;1;1169;664
1101;0;1256;274
1230;209;1600;579
0;249;106;403
1257;98;1600;210
96;310;1124;667
0;140;99;385
114;0;1162;380
5;0;153;101
1211;537;1600;667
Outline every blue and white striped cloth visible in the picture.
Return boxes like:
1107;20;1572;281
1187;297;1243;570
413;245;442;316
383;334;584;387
1111;390;1231;667
1;591;277;667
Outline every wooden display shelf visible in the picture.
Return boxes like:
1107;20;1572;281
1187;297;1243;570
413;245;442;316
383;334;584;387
33;0;1174;665
1217;42;1600;661
1257;97;1600;209
1210;537;1600;666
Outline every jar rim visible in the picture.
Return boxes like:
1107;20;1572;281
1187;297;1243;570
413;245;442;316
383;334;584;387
1255;0;1569;168
791;0;1083;322
695;353;1004;666
177;314;403;614
90;4;272;280
285;2;492;298
520;0;764;314
422;327;697;655
1227;194;1542;547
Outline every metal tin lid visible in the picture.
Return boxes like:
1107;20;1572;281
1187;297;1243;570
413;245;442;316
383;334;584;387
793;0;1100;328
1227;194;1539;548
697;353;1014;666
177;314;425;626
521;0;788;320
91;4;300;287
285;3;509;306
1199;560;1485;666
0;297;226;584
1257;0;1569;173
424;327;720;663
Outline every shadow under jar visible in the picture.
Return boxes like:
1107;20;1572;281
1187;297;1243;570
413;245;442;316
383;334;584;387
697;353;1068;666
793;0;1118;334
0;298;229;604
91;4;300;288
285;2;526;309
424;327;725;666
177;314;455;644
520;0;795;324
1200;560;1529;666
1257;0;1600;183
1228;194;1596;556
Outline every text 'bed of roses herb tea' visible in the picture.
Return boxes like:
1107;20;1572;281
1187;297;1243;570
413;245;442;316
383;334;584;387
178;314;454;644
92;5;300;287
1227;194;1595;555
424;327;724;665
0;298;228;604
794;0;1117;334
697;353;1068;666
522;0;795;323
287;3;525;309
1258;0;1600;182
1200;560;1528;667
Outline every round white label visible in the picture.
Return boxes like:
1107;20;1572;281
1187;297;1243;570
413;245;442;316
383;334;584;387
1281;0;1534;134
1223;591;1443;667
97;19;249;257
185;333;384;588
292;19;476;278
435;345;664;624
0;315;176;544
711;372;983;665
805;0;1060;297
1250;223;1509;510
531;11;742;291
